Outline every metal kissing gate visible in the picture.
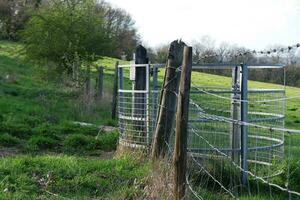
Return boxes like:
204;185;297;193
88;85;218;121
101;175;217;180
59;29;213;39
188;63;285;186
117;63;163;149
117;62;286;186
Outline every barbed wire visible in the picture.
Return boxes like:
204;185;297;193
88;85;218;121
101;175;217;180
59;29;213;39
189;125;300;197
197;43;300;61
191;86;300;103
186;174;204;200
189;153;237;199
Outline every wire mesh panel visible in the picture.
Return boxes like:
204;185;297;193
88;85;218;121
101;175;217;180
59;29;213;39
118;64;161;150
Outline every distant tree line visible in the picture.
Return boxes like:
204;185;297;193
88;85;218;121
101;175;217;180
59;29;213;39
149;36;300;87
0;0;139;61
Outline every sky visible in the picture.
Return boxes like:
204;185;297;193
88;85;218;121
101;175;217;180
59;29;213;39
106;0;300;50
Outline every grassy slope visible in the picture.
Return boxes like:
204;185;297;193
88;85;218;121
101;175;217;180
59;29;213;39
0;41;149;199
1;41;300;199
0;41;123;154
0;154;149;199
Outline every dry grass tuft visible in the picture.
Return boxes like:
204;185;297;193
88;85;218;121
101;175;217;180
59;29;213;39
143;158;174;200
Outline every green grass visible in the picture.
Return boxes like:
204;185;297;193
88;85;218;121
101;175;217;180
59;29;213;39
1;40;300;199
0;41;123;154
0;40;149;199
0;154;149;199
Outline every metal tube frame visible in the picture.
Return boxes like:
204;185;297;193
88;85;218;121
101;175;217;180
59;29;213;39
119;67;124;136
240;63;249;187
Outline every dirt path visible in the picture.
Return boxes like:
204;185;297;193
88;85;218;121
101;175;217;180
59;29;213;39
0;148;19;157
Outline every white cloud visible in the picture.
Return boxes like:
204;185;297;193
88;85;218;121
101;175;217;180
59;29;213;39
107;0;300;49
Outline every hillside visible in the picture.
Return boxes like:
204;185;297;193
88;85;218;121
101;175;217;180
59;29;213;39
1;41;300;199
0;41;149;199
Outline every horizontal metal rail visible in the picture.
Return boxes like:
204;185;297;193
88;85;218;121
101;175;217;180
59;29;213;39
192;64;285;70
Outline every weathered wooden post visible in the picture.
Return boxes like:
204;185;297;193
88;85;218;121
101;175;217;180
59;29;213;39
152;65;159;129
112;61;119;119
173;46;192;200
96;66;104;100
85;63;91;104
231;66;241;163
151;40;186;159
134;45;149;143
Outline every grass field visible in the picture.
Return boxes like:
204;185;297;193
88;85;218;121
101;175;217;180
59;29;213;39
0;41;150;199
1;41;300;199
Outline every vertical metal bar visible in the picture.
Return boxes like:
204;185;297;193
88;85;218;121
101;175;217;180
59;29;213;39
146;64;150;147
282;67;286;159
152;65;158;131
241;63;249;187
119;67;124;136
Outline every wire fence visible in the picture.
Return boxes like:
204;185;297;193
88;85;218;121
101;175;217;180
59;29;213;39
184;65;300;199
117;59;300;199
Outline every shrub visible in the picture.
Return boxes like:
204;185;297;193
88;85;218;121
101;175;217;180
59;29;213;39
64;131;118;153
58;122;99;136
22;0;112;73
0;133;21;147
26;135;57;152
104;119;117;127
94;131;119;151
0;122;32;138
32;123;61;139
63;134;92;152
23;116;43;127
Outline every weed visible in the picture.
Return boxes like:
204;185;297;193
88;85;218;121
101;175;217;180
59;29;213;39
0;133;21;147
26;136;58;152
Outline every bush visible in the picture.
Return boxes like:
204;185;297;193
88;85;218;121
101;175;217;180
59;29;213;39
64;131;118;153
57;122;99;136
104;119;117;127
26;135;57;152
0;122;32;138
22;0;112;73
63;134;92;152
32;123;61;139
0;133;21;147
94;131;119;151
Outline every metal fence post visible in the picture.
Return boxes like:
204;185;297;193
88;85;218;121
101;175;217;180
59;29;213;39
240;63;249;187
152;65;158;131
146;64;150;146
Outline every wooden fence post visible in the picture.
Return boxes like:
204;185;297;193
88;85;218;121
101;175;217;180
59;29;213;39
112;61;119;119
134;45;149;141
96;66;104;100
85;63;91;101
173;46;192;200
151;40;186;159
231;66;241;164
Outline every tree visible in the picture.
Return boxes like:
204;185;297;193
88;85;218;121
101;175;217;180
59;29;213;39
153;44;169;63
0;0;42;40
191;36;218;63
97;1;140;59
22;0;112;75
